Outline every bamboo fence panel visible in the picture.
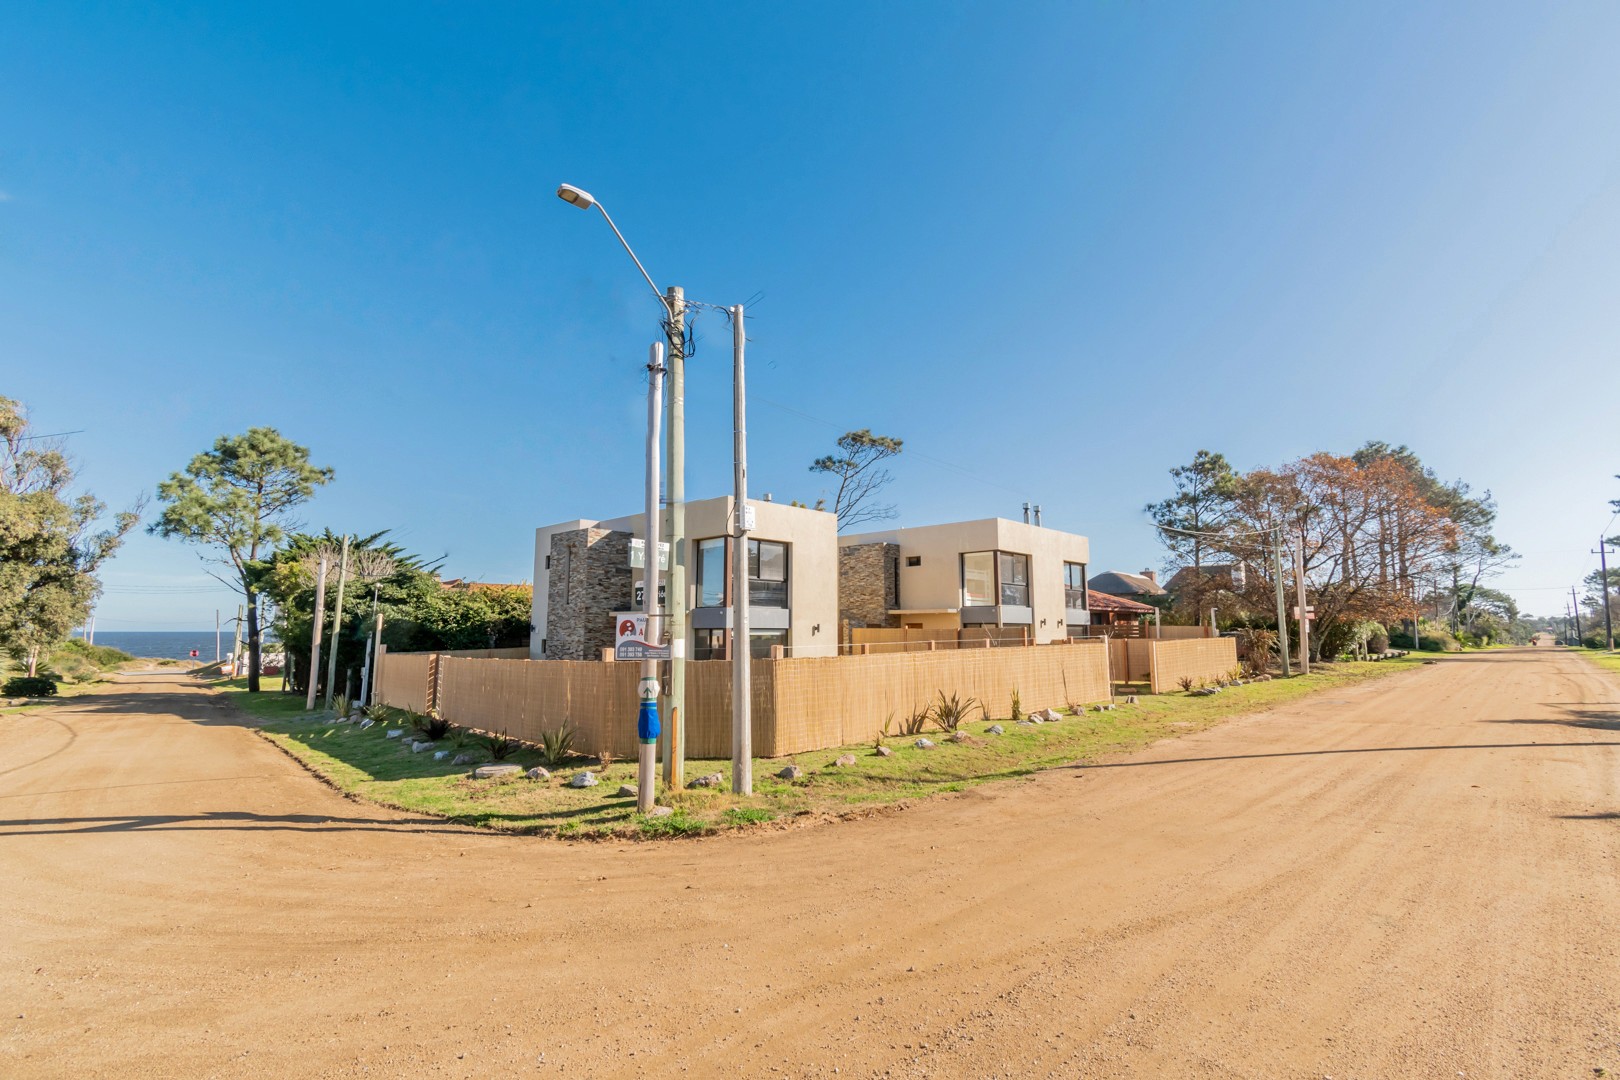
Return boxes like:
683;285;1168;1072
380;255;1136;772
374;650;433;712
1147;637;1239;693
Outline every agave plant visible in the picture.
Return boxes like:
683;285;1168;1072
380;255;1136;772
931;690;983;733
899;705;933;736
411;709;452;741
484;729;519;760
361;702;391;722
538;722;575;768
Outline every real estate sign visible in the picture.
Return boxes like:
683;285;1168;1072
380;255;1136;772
627;538;670;570
613;612;670;661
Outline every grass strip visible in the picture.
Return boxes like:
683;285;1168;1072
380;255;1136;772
227;657;1427;840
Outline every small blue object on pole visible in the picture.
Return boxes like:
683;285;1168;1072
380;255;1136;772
638;675;660;744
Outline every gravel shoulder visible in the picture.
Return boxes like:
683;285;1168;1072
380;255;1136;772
2;648;1616;1078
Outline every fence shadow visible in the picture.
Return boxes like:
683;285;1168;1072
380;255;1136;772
1066;740;1620;772
0;809;494;837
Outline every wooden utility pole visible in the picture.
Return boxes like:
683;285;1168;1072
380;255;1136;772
324;536;351;710
1593;541;1615;652
305;554;328;710
1271;527;1291;677
1571;585;1583;645
1294;528;1311;675
730;304;753;796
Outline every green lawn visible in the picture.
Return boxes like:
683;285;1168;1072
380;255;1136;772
237;656;1426;840
1569;646;1620;678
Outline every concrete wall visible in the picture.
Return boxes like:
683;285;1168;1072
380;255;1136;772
840;518;1091;645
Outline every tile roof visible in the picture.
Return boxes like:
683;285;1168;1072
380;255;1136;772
1086;589;1157;614
1089;570;1166;596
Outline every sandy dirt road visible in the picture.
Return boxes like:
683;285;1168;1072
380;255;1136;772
2;648;1617;1079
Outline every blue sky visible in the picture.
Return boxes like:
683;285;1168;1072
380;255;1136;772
4;2;1618;630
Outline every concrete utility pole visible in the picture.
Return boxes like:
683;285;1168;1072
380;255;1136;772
1294;529;1311;675
324;535;351;711
730;305;753;796
306;554;328;711
215;609;221;663
1594;541;1616;652
637;341;666;815
1271;528;1292;677
230;605;244;676
664;286;688;790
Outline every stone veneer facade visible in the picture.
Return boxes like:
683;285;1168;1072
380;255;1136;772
837;542;900;630
545;528;634;660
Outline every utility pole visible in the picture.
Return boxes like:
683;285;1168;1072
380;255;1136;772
325;536;351;710
1571;585;1583;646
1594;540;1615;652
663;285;688;789
1294;528;1311;675
306;554;328;710
230;604;244;676
637;342;666;815
1271;527;1292;677
730;304;753;796
215;609;221;663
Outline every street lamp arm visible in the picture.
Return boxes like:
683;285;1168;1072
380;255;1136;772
593;203;673;315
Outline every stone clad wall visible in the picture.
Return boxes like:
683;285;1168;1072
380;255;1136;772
545;528;633;659
838;542;899;631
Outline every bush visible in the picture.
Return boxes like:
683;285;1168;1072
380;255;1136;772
1009;686;1023;724
1367;630;1389;654
485;730;518;760
1389;629;1460;653
898;706;932;736
4;676;58;697
931;690;983;732
538;722;575;768
410;709;453;741
55;639;134;669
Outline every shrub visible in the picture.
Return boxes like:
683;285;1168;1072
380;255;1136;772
484;730;518;760
55;639;134;669
1237;628;1278;675
333;694;352;719
3;676;57;697
410;709;453;741
1009;686;1023;724
899;706;933;736
539;722;575;768
931;690;983;733
596;747;616;770
1367;629;1389;654
361;702;390;722
1177;675;1196;692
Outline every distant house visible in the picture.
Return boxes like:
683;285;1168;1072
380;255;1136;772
1163;563;1242;594
1089;569;1166;600
1085;589;1157;634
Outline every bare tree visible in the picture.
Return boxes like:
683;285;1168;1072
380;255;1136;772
809;429;903;531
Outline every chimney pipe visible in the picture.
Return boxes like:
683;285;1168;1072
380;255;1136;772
1022;502;1030;524
1034;505;1042;527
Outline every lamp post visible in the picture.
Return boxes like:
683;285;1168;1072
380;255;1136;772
556;183;688;791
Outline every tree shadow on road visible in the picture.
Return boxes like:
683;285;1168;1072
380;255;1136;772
1065;740;1620;771
1486;707;1620;732
0;809;507;837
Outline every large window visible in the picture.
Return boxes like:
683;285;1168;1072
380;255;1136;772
749;539;788;607
999;552;1030;607
749;629;787;658
1064;562;1087;611
696;538;726;608
964;550;1032;608
693;627;726;660
962;552;996;607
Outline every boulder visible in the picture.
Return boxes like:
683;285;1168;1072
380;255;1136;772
1125;695;1139;704
452;753;477;766
777;765;804;780
986;724;1005;735
568;771;599;788
688;772;725;789
645;806;674;818
948;730;969;743
1037;708;1063;722
525;766;550;780
616;784;638;798
473;764;522;779
914;738;935;750
410;741;434;753
874;745;894;758
358;718;375;729
832;754;857;767
433;750;450;761
386;729;404;740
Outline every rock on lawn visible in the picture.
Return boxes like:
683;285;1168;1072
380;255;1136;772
569;771;599;788
473;764;522;780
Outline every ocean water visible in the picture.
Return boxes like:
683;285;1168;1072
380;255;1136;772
72;630;278;662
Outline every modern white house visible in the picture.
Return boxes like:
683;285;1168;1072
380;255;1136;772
531;496;839;661
838;517;1092;645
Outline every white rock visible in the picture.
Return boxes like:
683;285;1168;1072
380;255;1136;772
474;764;522;779
986;724;1005;735
645;806;674;818
616;784;638;798
452;753;476;766
433;750;450;761
411;741;433;753
1037;708;1063;722
874;745;894;758
914;738;935;749
358;718;375;729
569;771;599;788
386;729;404;739
948;730;968;743
832;754;857;767
688;772;725;789
526;766;550;780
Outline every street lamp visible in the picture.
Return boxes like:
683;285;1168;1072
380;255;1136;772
557;182;691;795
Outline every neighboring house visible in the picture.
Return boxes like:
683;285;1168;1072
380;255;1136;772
1162;563;1242;595
1088;569;1166;600
838;518;1091;645
1084;589;1157;634
531;496;838;661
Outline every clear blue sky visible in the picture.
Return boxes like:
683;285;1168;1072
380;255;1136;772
4;2;1617;630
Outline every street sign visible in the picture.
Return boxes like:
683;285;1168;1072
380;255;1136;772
1291;605;1316;621
627;539;670;570
613;612;670;661
632;582;667;610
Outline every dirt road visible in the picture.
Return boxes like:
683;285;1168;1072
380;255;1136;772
3;649;1617;1079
